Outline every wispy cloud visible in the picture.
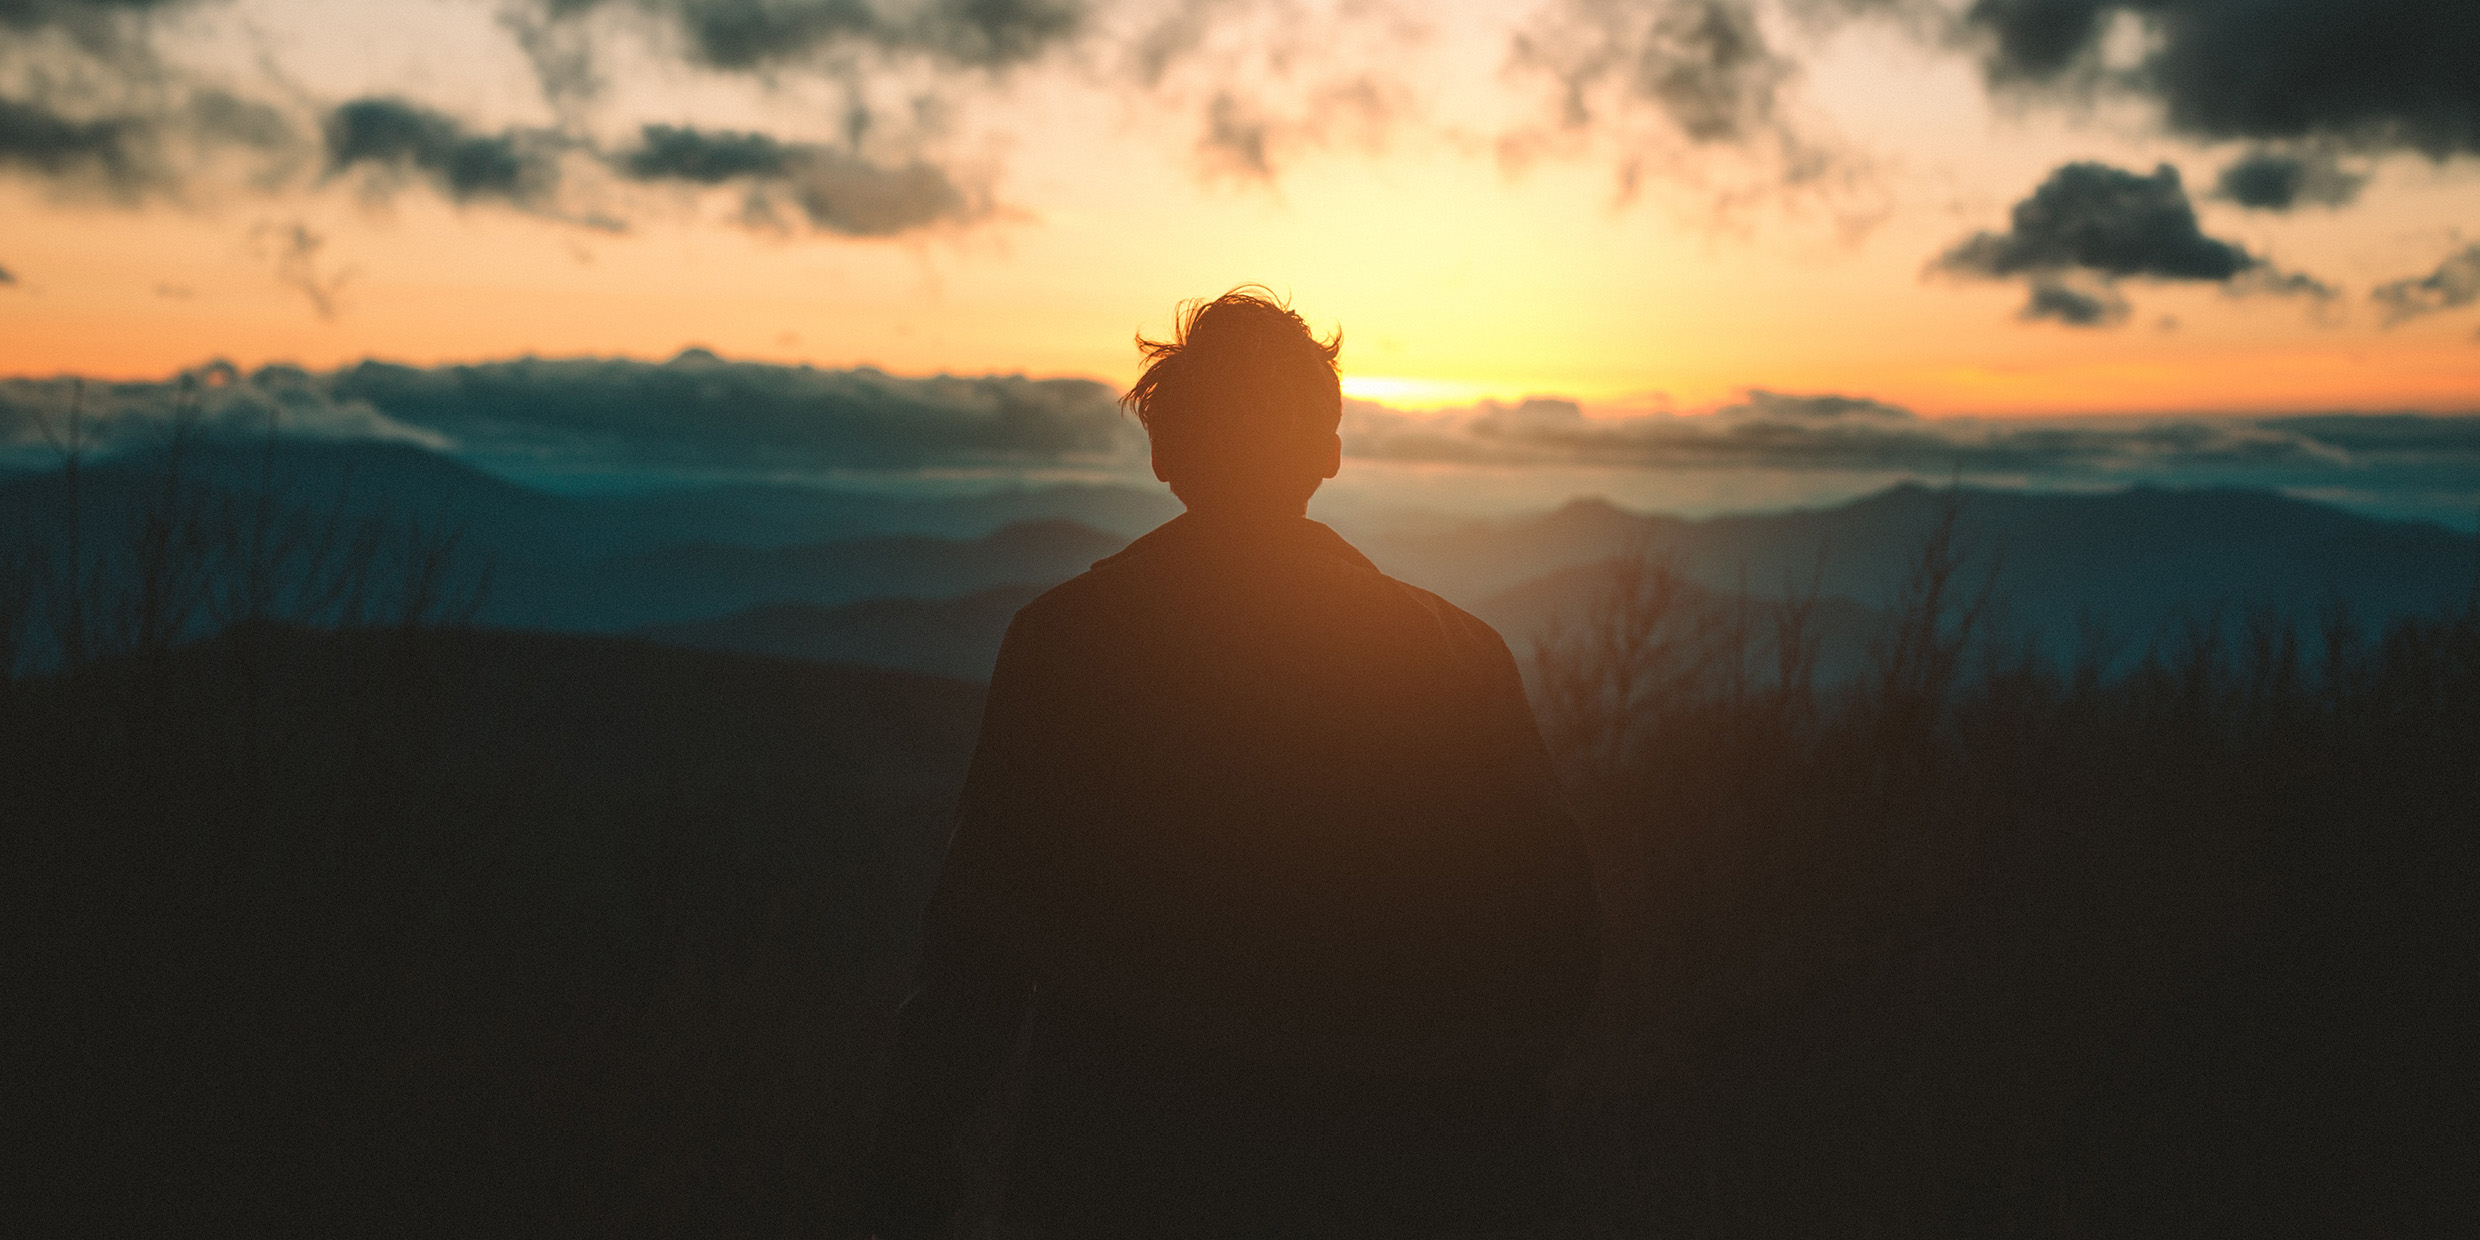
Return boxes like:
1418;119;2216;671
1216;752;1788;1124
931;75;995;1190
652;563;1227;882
253;220;353;321
2372;244;2480;326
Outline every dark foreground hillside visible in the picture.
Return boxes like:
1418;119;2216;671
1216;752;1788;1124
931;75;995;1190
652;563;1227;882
6;627;981;1236
1533;538;2478;1237
7;568;2477;1235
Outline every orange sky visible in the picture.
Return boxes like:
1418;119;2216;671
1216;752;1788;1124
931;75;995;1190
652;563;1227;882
3;0;2475;416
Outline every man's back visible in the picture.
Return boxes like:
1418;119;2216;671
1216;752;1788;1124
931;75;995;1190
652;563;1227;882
863;290;1599;1240
868;514;1600;1239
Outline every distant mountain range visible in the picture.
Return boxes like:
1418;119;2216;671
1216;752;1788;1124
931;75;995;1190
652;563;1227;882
633;585;1045;681
1366;485;2478;658
586;521;1123;628
4;438;2472;681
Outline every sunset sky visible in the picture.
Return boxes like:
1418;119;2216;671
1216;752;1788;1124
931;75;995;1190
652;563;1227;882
4;0;2475;420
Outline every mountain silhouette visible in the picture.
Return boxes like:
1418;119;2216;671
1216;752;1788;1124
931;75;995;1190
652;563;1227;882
6;438;2470;663
633;584;1045;681
1472;562;1884;685
587;521;1125;628
1364;484;2476;659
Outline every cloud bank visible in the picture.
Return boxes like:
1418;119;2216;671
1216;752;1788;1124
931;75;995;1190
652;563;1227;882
4;355;2474;525
0;350;1141;479
323;350;1135;470
1339;389;2480;490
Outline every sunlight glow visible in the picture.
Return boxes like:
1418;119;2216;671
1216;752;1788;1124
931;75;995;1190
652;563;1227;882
1339;376;1513;409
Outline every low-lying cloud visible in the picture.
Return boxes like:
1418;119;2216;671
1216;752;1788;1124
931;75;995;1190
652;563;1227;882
1340;389;2480;484
5;355;2476;527
1934;161;2331;326
0;351;1139;474
324;350;1135;470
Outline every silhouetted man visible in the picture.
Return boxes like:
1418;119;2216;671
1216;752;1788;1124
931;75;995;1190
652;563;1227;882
860;290;1601;1239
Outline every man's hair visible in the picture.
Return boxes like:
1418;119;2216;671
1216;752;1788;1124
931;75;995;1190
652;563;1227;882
1124;288;1343;488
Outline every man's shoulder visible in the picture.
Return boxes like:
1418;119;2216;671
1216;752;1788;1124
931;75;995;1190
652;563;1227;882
1009;531;1512;663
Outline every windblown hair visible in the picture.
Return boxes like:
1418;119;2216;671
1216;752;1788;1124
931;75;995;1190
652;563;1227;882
1123;287;1343;449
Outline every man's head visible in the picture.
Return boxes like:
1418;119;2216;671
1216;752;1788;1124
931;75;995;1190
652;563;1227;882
1125;288;1343;515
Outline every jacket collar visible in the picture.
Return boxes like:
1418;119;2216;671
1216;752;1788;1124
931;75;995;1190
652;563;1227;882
1092;510;1378;574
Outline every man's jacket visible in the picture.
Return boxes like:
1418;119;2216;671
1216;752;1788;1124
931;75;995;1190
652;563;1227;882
863;512;1601;1239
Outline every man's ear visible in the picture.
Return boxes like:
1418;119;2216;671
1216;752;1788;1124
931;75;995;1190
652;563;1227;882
1318;432;1341;480
1150;437;1173;484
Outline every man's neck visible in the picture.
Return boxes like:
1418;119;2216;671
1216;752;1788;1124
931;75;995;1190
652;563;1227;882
1181;503;1310;522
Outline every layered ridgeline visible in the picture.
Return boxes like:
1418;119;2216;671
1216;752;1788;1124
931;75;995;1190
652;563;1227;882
7;425;2474;1233
2;436;2470;681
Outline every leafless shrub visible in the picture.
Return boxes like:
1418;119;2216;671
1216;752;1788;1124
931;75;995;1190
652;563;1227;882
0;539;33;684
1530;536;1717;784
4;385;489;681
1866;486;2001;730
1542;487;2476;1236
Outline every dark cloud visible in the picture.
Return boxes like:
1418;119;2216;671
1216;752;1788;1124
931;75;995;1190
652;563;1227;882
1966;1;2480;157
1939;162;2249;280
620;123;797;181
1514;0;1795;146
0;261;16;284
536;0;1083;72
0;0;309;198
0;0;188;46
2022;277;2127;326
1935;161;2328;327
0;0;184;19
324;97;562;205
0;95;150;189
2372;244;2480;325
2213;149;2365;211
1199;91;1272;180
615;123;973;235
